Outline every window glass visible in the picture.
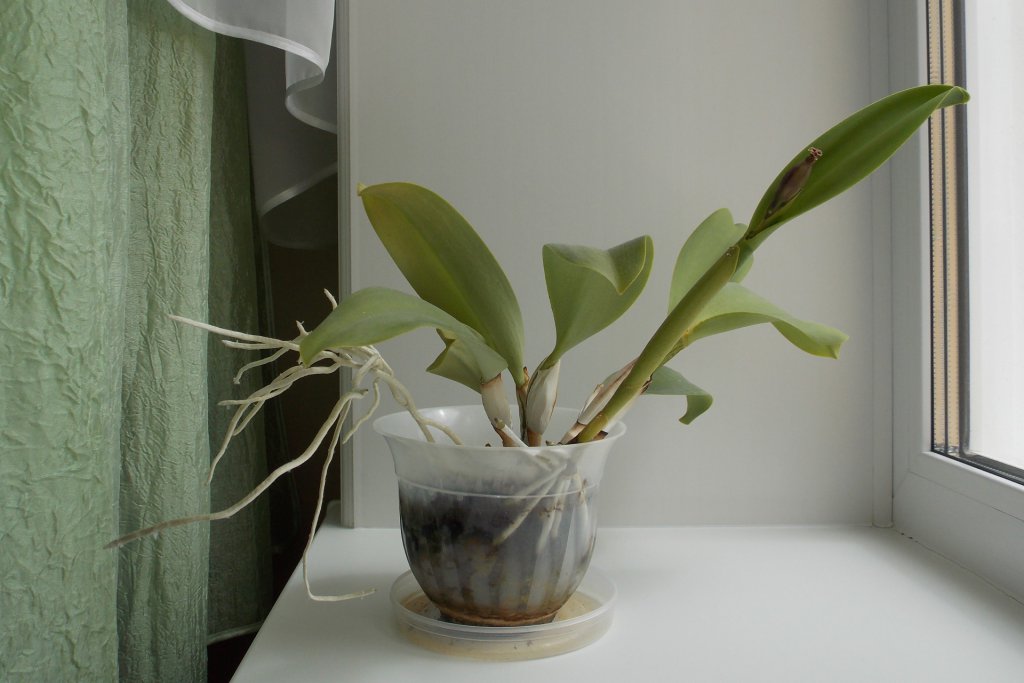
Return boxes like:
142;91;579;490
963;0;1024;471
930;0;1024;482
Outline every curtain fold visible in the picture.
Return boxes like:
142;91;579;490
1;1;270;679
206;34;273;643
117;2;215;680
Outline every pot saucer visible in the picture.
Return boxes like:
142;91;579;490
389;569;616;661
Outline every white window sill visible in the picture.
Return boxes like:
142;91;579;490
234;502;1024;682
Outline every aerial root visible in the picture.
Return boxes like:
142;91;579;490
301;396;374;602
106;312;465;595
107;392;357;549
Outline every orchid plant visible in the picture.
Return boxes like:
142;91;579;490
109;84;968;600
299;84;968;446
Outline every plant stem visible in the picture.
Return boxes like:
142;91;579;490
575;245;740;442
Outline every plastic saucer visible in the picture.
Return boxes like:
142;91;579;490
390;569;616;661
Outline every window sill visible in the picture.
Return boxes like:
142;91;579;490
234;502;1024;682
895;450;1024;605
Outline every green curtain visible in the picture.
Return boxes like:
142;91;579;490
0;1;127;678
1;1;270;680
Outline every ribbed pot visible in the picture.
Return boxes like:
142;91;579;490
374;406;624;627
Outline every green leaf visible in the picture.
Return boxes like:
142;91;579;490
542;236;653;363
669;210;747;310
426;331;487;391
299;287;507;384
646;366;713;425
673;282;848;358
359;183;526;384
747;84;969;246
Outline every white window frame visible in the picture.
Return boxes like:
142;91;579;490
886;0;1024;602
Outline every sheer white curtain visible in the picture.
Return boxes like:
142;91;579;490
167;0;339;247
167;0;336;127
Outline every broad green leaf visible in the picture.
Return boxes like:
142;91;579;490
672;282;848;358
669;210;747;310
359;183;526;385
299;287;507;384
427;331;486;391
747;84;969;246
646;366;713;425
543;236;653;363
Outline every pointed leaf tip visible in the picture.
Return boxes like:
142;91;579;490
646;366;713;425
673;283;848;359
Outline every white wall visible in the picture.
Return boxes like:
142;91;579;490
346;0;882;526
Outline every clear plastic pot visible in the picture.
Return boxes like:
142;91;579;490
374;405;625;627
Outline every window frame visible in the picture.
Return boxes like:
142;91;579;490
887;0;1024;602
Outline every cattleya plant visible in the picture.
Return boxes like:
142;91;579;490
109;85;967;598
299;84;968;447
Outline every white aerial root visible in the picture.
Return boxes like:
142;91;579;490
108;299;464;602
106;391;357;550
168;315;301;351
536;477;572;554
231;346;289;384
374;371;462;445
494;455;592;550
493;461;569;545
209;358;344;483
301;393;374;602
